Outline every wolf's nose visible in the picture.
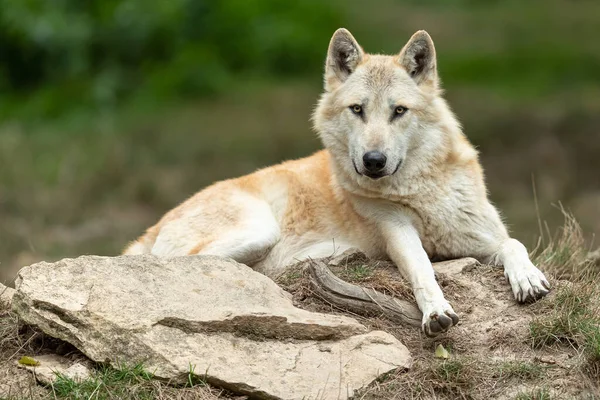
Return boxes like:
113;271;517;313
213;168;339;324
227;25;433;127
363;151;387;173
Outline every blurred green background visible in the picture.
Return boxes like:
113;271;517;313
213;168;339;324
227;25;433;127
1;0;599;285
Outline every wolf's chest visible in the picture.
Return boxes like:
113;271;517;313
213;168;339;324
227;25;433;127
404;196;477;259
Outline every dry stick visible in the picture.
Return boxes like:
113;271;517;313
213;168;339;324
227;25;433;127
306;259;422;327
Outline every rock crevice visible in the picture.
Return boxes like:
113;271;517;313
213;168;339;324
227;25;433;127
155;314;365;340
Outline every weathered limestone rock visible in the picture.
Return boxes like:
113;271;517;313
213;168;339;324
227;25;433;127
433;257;480;276
12;255;411;400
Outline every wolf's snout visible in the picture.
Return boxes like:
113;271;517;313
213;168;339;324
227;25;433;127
363;151;387;173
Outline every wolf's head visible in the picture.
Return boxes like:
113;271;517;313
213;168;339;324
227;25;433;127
314;29;461;190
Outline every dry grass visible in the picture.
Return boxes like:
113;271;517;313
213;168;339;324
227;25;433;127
528;208;600;381
0;298;47;399
528;274;600;382
355;354;560;400
531;204;598;280
514;388;551;400
328;252;414;301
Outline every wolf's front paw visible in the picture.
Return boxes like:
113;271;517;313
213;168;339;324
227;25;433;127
505;263;551;303
421;301;459;337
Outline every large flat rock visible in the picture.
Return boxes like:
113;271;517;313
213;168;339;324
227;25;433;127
12;255;411;399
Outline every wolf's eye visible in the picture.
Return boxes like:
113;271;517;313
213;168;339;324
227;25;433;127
395;106;407;115
350;105;363;115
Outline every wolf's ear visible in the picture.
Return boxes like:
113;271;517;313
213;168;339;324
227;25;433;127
398;30;438;87
325;28;364;90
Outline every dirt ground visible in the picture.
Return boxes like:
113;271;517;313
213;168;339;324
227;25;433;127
279;252;600;400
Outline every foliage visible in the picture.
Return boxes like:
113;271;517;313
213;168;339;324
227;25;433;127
0;0;339;119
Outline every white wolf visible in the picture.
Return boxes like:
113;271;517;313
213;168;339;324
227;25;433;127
124;29;550;336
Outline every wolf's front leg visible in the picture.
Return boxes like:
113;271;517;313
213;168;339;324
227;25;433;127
381;221;459;336
492;238;551;302
459;202;551;302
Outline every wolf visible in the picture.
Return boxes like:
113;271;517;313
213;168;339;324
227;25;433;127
124;29;550;336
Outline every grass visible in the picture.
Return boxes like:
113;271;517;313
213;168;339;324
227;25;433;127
436;359;466;383
532;205;596;280
383;357;483;400
431;358;481;398
529;285;592;347
276;265;306;286
496;361;546;380
51;364;153;399
49;363;219;400
428;359;548;398
515;388;551;400
356;355;555;400
529;281;600;379
528;209;600;380
344;264;374;281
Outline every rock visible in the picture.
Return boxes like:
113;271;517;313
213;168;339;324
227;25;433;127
17;354;91;386
12;255;411;400
0;364;47;399
433;257;480;276
328;248;368;267
0;282;15;307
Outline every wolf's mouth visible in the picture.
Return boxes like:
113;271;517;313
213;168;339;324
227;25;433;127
365;173;385;180
352;160;402;180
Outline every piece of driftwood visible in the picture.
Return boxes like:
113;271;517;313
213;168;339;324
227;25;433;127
306;259;423;327
302;256;481;328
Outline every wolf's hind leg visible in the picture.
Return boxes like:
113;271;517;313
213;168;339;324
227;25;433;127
186;199;281;265
190;222;280;265
151;190;280;265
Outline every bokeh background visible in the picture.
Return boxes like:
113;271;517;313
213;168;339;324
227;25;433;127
1;0;599;285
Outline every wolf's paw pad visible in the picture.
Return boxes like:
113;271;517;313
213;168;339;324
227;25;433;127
422;306;459;337
505;265;551;303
